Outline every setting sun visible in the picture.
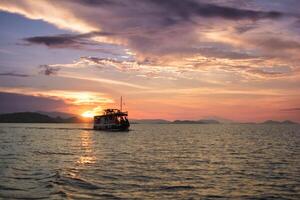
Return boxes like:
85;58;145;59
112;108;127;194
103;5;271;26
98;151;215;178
80;106;104;118
81;111;95;118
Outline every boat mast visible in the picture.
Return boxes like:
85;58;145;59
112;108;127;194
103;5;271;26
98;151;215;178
120;96;122;111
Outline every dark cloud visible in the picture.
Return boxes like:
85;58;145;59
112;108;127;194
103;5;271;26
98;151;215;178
22;31;125;56
0;72;30;77
39;65;60;76
75;0;284;21
0;92;68;114
23;31;113;48
151;0;282;21
25;35;77;47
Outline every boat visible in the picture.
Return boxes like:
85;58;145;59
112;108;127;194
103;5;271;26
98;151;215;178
93;97;130;131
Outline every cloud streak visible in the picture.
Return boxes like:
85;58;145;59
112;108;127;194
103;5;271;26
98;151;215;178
0;72;30;77
56;73;151;90
36;62;150;89
148;0;283;21
75;0;284;21
23;31;113;48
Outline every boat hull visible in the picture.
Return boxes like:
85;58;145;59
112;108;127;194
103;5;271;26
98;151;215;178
93;123;130;132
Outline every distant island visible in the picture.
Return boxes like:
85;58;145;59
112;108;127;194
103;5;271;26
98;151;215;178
262;120;298;125
0;112;82;123
172;119;220;124
0;112;298;124
131;119;171;124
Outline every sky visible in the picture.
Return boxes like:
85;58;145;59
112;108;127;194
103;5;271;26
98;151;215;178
0;0;300;122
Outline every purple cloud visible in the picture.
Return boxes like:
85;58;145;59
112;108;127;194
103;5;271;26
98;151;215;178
0;92;69;113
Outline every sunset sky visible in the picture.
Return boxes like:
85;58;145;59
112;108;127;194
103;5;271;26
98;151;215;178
0;0;300;122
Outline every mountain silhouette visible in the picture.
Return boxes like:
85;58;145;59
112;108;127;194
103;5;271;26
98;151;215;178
0;112;81;123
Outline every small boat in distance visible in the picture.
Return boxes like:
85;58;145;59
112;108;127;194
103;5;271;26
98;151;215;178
93;97;130;131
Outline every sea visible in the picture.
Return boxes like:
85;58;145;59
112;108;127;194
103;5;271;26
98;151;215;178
0;123;299;200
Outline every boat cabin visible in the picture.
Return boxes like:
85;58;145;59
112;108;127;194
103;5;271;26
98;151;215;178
93;109;130;131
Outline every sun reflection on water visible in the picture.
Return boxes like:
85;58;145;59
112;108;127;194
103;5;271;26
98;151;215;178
77;131;96;165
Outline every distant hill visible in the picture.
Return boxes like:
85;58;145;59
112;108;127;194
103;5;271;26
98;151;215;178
0;112;82;123
281;120;298;124
131;119;221;124
131;119;171;124
201;116;235;124
262;120;298;125
36;111;76;118
173;119;220;124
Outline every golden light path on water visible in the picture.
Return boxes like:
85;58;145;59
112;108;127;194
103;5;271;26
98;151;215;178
77;131;96;165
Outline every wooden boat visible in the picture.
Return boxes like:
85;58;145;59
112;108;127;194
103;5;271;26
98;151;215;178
93;97;130;131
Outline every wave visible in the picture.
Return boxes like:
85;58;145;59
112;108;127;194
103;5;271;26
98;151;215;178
33;151;75;156
53;172;101;190
159;185;195;191
0;184;25;191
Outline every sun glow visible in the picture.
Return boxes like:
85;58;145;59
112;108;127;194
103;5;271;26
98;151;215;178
81;106;103;118
81;111;95;118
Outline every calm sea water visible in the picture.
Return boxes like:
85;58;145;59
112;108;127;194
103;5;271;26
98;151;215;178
0;123;299;200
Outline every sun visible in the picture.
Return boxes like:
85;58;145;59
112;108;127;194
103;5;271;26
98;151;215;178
81;106;103;118
81;111;95;118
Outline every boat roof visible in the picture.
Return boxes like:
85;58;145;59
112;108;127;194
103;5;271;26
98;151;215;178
94;109;128;118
